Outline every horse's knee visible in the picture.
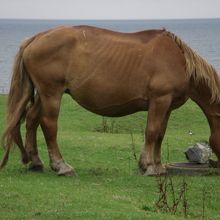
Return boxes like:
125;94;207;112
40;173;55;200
145;128;160;144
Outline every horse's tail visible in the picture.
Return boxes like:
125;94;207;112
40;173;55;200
0;37;36;168
165;30;220;103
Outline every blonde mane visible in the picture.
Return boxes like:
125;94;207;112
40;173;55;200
165;31;220;103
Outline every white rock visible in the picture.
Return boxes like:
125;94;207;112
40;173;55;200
185;143;212;164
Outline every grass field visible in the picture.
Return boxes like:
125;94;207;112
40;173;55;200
0;94;220;219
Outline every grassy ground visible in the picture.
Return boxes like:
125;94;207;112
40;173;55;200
0;94;219;219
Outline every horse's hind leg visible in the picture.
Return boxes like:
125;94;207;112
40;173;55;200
25;95;43;171
39;94;75;176
13;124;30;164
139;95;172;176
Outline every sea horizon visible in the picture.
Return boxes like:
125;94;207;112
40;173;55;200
0;18;220;94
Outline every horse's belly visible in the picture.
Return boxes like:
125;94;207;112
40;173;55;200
78;98;148;117
89;99;148;117
69;86;149;117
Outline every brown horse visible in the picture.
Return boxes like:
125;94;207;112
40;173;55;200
1;25;220;176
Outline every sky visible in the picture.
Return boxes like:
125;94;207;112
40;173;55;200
0;0;220;20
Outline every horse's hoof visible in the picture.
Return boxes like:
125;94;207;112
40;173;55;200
57;165;76;176
138;162;146;174
138;157;147;174
143;165;167;176
58;170;76;176
51;159;76;176
143;171;167;176
28;163;44;172
209;159;220;168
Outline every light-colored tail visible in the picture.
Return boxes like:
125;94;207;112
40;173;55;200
0;37;35;168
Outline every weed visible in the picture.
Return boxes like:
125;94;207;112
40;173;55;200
129;131;138;162
94;117;118;133
155;175;189;217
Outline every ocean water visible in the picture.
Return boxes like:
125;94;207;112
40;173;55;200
0;19;220;94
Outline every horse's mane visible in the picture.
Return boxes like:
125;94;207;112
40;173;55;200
165;31;220;103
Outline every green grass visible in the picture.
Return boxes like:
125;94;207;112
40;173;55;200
0;94;219;219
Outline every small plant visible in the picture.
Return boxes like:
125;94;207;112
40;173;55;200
129;131;138;162
155;175;189;217
94;117;117;133
102;117;109;133
165;138;170;163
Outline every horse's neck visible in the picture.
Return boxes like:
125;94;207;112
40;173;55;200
192;85;220;163
190;80;220;132
192;84;220;159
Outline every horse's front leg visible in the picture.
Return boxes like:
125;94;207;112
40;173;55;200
209;130;220;168
139;95;172;176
